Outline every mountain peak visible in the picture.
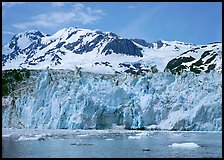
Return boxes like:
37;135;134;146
2;27;222;75
15;30;46;38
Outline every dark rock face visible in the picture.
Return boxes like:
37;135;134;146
157;40;164;49
75;35;104;54
56;42;66;48
35;55;45;63
9;36;19;49
3;31;46;66
28;31;45;40
102;38;143;57
131;39;170;49
66;30;79;40
51;54;62;65
2;28;221;74
2;54;6;64
131;38;153;48
156;40;171;49
119;62;150;75
64;34;104;54
107;32;118;38
64;41;80;51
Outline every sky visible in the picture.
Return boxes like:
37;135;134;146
2;2;222;45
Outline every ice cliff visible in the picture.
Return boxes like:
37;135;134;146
2;69;222;131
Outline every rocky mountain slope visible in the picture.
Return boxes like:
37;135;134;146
2;27;222;74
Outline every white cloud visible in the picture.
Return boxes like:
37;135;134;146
12;12;75;29
2;31;15;35
127;5;136;9
51;2;65;7
2;2;25;7
12;2;104;30
73;2;85;10
2;2;26;17
119;4;162;40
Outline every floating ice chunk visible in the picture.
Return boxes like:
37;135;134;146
104;138;114;140
128;135;143;139
77;134;88;137
145;125;161;131
169;142;201;148
17;135;45;141
136;132;148;136
17;136;38;141
2;134;11;138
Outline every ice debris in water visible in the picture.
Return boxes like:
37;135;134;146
2;134;11;138
77;134;89;137
128;135;143;139
169;142;201;148
104;138;114;140
17;134;45;141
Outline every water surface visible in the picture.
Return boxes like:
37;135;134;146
2;129;222;158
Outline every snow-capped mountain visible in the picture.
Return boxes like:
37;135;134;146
2;28;222;131
2;27;222;74
165;42;222;74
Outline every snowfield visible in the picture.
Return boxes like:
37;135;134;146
2;28;222;75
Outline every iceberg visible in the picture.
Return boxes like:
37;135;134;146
169;142;201;148
17;134;45;141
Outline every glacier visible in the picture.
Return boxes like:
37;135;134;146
2;69;222;131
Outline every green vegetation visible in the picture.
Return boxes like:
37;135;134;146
201;50;212;59
165;57;195;74
173;65;186;75
206;64;216;73
190;66;201;74
192;59;203;67
151;65;158;74
2;69;31;96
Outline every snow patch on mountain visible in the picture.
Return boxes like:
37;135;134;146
3;27;221;75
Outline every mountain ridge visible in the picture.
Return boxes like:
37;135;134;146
2;27;222;75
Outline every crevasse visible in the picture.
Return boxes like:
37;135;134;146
2;70;222;131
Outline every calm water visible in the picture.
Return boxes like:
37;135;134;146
2;129;222;158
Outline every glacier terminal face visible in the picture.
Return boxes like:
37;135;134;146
2;69;222;131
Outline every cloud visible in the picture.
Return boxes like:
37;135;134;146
12;12;75;29
2;31;15;35
118;14;149;39
73;2;85;10
73;3;105;24
51;2;65;7
118;4;162;40
2;2;25;7
2;2;26;17
12;2;104;30
127;5;136;9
